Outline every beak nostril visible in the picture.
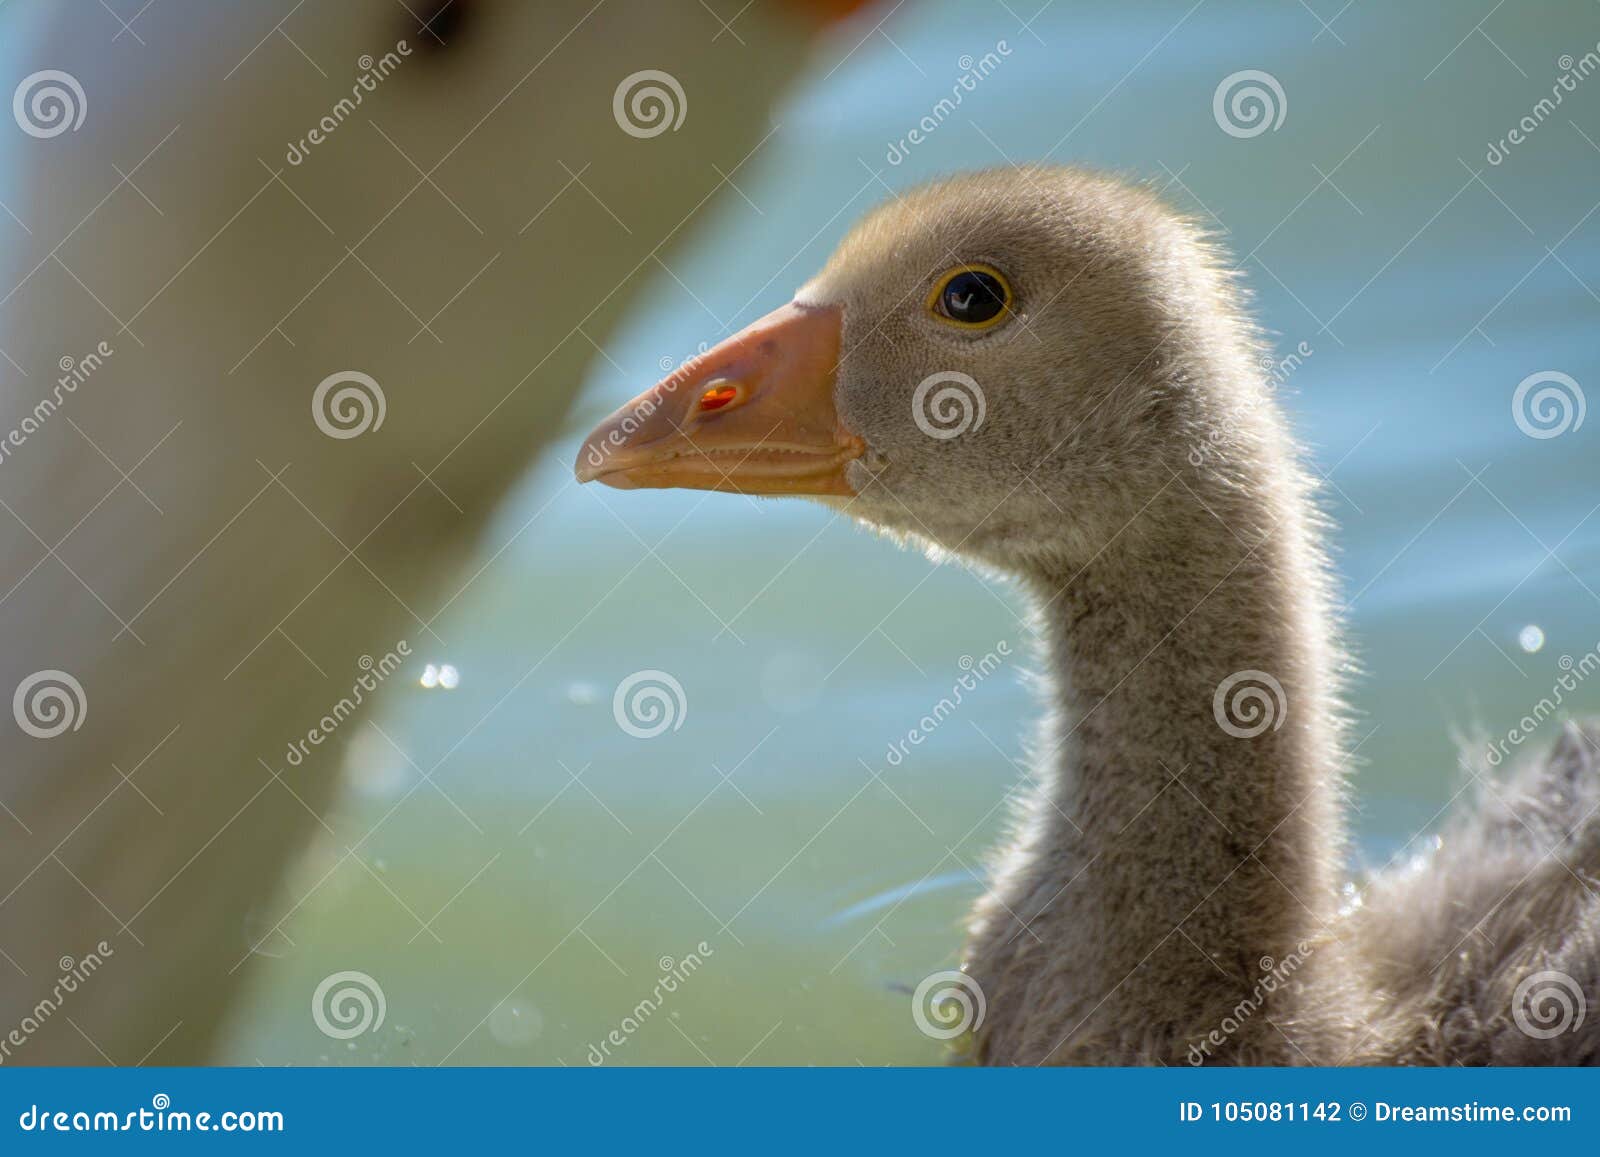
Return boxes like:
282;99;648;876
697;381;741;413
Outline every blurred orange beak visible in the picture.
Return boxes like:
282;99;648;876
574;302;863;496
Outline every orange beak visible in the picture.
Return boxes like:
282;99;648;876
574;302;864;496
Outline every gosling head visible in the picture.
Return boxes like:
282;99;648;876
576;166;1254;573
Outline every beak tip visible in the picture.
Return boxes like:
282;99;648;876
573;443;605;485
574;450;640;489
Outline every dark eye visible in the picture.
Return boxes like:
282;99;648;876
931;267;1011;328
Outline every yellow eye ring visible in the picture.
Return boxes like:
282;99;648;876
926;264;1014;330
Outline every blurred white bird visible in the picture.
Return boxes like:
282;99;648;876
0;0;864;1063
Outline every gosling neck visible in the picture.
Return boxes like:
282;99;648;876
966;455;1348;1065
